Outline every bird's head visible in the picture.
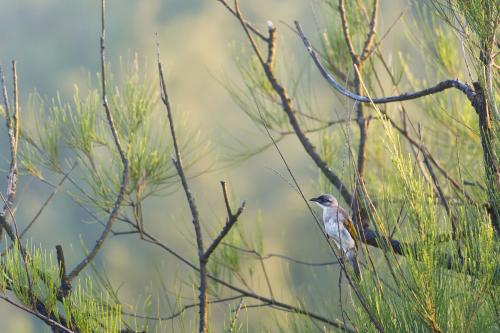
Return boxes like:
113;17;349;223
309;194;338;208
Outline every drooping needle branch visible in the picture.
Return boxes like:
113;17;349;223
294;21;476;104
68;0;130;281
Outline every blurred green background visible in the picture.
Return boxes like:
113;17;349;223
0;0;410;331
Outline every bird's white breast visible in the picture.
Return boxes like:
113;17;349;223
323;207;355;251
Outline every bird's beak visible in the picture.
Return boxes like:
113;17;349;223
309;197;319;202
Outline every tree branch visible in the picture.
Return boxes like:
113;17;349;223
0;62;20;242
295;21;476;104
338;0;358;64
56;245;72;299
360;0;379;61
68;0;129;281
203;181;246;260
157;39;207;333
0;295;75;333
20;163;76;239
215;0;268;41
221;242;339;266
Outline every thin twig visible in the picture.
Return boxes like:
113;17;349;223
266;21;276;68
258;256;275;299
0;192;35;307
6;61;19;211
56;245;72;299
360;0;379;61
0;62;19;241
338;0;358;64
157;36;207;333
20;163;76;238
123;295;243;321
221;242;339;266
228;299;244;333
203;182;246;260
215;0;268;41
0;295;75;333
68;0;129;281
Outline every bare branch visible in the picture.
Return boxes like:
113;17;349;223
0;65;10;117
221;242;339;267
115;215;352;331
295;21;476;104
0;62;20;241
68;0;129;281
203;182;246;260
20;163;76;238
7;61;19;208
125;296;243;322
266;20;276;68
233;0;265;66
227;299;244;333
215;0;268;41
337;0;380;225
56;245;72;299
157;37;207;333
360;0;379;61
338;0;358;63
0;295;75;333
220;180;233;217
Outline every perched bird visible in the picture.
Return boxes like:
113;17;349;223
310;194;361;279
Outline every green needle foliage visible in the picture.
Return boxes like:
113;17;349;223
1;243;122;332
18;57;208;214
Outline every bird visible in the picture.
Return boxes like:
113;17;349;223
310;194;361;279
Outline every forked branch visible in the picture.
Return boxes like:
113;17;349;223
203;181;246;260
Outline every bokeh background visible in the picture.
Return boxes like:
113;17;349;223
0;1;410;331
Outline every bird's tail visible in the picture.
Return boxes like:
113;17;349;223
346;249;362;281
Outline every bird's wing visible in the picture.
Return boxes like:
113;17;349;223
338;207;358;242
